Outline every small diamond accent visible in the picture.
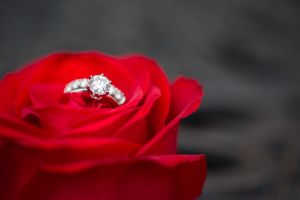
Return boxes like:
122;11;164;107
88;75;111;96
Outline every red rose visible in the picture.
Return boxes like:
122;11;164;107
0;52;206;200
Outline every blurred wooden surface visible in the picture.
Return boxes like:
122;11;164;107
0;0;299;199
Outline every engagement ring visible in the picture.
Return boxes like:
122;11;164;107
64;74;126;106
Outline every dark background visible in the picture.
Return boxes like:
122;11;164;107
0;0;299;199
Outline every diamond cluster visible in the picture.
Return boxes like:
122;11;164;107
88;74;111;96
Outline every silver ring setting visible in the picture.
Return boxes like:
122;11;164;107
64;74;126;106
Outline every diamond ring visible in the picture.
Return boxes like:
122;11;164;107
64;74;126;106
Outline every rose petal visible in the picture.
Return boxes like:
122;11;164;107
0;114;45;140
118;55;151;96
0;140;139;200
0;142;39;200
113;86;161;144
29;84;65;108
60;107;136;137
116;155;206;200
34;138;141;172
148;155;207;200
1;138;141;173
119;55;171;133
21;87;146;138
16;155;206;200
0;73;21;114
65;87;145;135
138;77;203;155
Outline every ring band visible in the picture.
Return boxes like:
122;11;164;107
64;74;126;106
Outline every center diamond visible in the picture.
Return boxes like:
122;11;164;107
88;74;111;96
